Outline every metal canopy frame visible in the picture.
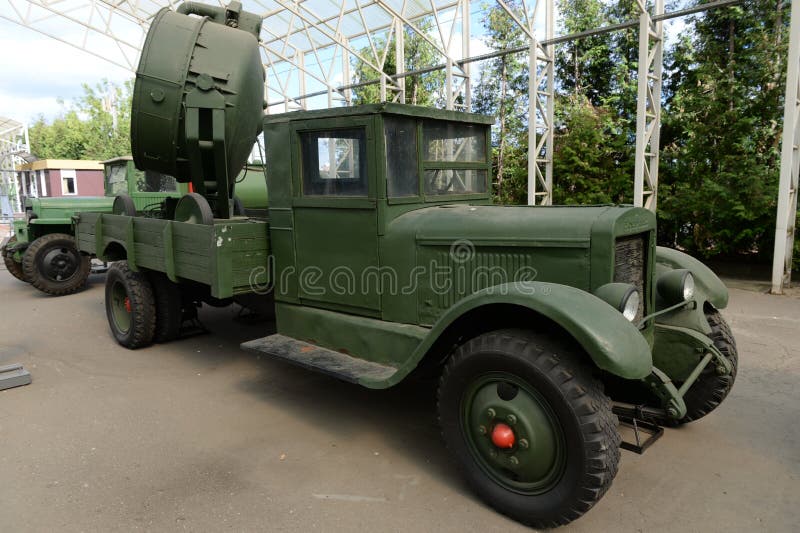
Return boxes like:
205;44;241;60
1;0;798;290
0;116;29;221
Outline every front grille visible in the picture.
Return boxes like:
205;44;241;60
614;234;647;322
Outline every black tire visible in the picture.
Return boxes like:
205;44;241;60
113;194;137;216
22;233;91;295
438;329;620;529
105;261;156;349
148;272;184;343
2;236;29;282
676;309;738;424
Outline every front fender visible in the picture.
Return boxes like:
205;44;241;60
656;247;728;309
397;281;653;383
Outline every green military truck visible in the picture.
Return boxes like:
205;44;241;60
1;156;186;295
74;3;737;528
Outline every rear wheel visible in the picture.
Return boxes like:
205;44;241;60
437;329;620;528
2;236;28;282
105;261;156;349
22;233;90;295
148;272;185;343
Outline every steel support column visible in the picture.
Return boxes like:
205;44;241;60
527;0;554;206
462;0;472;110
633;0;664;211
395;19;406;103
771;0;800;294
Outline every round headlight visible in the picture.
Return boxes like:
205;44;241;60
682;272;695;300
594;283;640;322
621;290;640;321
657;269;695;305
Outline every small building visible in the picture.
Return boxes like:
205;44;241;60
16;159;104;199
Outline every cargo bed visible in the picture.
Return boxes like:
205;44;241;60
76;213;270;299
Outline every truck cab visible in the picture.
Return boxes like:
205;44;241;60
103;156;185;215
258;104;662;384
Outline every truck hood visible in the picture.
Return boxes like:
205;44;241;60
394;204;617;245
27;196;114;222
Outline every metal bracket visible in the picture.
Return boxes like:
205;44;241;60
615;412;664;454
642;367;687;420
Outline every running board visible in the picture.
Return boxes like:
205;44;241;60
241;334;398;385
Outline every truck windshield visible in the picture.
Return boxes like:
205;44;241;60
107;164;128;196
385;118;490;199
422;121;488;196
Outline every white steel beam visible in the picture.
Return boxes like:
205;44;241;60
395;17;406;103
524;0;554;206
633;0;664;211
771;0;800;294
462;0;471;109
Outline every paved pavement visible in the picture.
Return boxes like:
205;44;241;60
0;269;798;532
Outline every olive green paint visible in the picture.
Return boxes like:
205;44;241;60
83;3;739;411
4;157;187;264
655;246;728;309
76;213;270;298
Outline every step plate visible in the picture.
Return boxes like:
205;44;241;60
0;364;32;391
241;334;397;384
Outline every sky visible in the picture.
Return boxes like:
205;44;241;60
0;4;687;127
0;21;132;125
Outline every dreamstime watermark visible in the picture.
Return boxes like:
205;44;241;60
247;239;541;297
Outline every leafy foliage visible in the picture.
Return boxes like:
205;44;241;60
478;0;792;263
350;20;445;107
29;79;132;161
657;1;789;260
472;0;530;203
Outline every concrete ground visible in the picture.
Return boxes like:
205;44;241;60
0;269;798;533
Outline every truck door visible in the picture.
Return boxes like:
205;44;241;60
292;118;380;314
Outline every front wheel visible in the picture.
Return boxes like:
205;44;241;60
22;233;90;295
676;309;738;425
437;329;620;528
105;261;156;349
2;236;29;282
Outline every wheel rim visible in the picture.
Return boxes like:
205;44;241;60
40;245;80;282
461;372;566;495
109;280;132;333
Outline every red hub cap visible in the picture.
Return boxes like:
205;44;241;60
124;297;132;313
491;423;516;449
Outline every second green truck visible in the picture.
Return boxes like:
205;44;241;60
2;157;185;295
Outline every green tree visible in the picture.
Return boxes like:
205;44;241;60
29;79;133;161
473;0;530;203
657;1;790;260
552;95;630;204
555;0;615;105
350;20;445;107
550;0;635;205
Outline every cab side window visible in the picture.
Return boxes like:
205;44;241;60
301;128;367;197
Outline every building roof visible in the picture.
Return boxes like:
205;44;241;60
102;156;133;165
16;159;103;171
